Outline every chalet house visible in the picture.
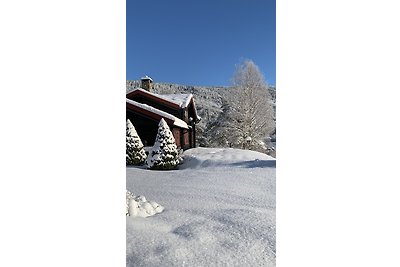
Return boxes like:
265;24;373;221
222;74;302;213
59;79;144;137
126;76;201;150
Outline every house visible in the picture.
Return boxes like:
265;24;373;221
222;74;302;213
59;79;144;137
126;76;201;150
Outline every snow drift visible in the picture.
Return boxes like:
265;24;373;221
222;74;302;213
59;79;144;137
180;147;276;169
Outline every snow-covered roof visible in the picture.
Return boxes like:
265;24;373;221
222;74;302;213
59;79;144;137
140;75;153;81
127;88;200;122
160;94;193;108
126;99;188;129
158;93;201;122
129;88;193;108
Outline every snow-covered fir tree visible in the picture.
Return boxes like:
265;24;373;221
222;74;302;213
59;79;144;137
146;118;180;170
126;119;147;165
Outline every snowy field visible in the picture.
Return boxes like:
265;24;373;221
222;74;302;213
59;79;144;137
126;148;276;266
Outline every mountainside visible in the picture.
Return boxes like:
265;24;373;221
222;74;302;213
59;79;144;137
127;80;276;156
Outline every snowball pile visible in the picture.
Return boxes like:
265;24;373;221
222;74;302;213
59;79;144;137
126;190;164;217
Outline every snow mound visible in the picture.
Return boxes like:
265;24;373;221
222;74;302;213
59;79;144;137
126;190;164;217
180;147;276;169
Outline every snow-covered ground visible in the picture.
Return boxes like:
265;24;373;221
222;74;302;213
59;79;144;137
126;147;276;266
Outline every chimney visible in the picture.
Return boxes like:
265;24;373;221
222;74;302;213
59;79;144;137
141;75;153;91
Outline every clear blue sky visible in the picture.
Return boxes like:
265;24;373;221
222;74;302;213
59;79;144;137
127;0;275;86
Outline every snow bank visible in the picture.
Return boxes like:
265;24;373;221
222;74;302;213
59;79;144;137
180;147;276;169
126;190;164;217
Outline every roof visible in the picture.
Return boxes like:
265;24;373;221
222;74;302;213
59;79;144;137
126;99;188;129
162;93;201;122
126;88;201;123
127;88;194;108
127;88;181;109
161;94;193;108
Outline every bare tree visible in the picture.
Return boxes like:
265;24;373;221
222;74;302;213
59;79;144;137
222;60;275;150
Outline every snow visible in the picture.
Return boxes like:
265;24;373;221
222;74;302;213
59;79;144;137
126;190;164;217
162;94;202;122
129;88;193;108
127;147;276;266
126;99;188;129
180;147;275;169
140;75;153;81
162;94;193;108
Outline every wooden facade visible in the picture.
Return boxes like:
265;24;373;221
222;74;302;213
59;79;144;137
126;88;200;150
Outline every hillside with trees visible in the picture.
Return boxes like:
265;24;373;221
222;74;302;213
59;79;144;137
127;61;276;157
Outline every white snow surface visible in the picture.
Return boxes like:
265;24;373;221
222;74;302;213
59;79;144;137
126;98;188;129
127;147;276;266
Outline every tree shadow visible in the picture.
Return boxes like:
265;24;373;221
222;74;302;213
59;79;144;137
126;165;147;170
228;159;276;168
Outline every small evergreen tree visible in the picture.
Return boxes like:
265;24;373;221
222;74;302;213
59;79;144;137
126;119;147;165
146;118;180;170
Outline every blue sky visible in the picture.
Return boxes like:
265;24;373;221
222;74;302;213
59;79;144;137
127;0;275;86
